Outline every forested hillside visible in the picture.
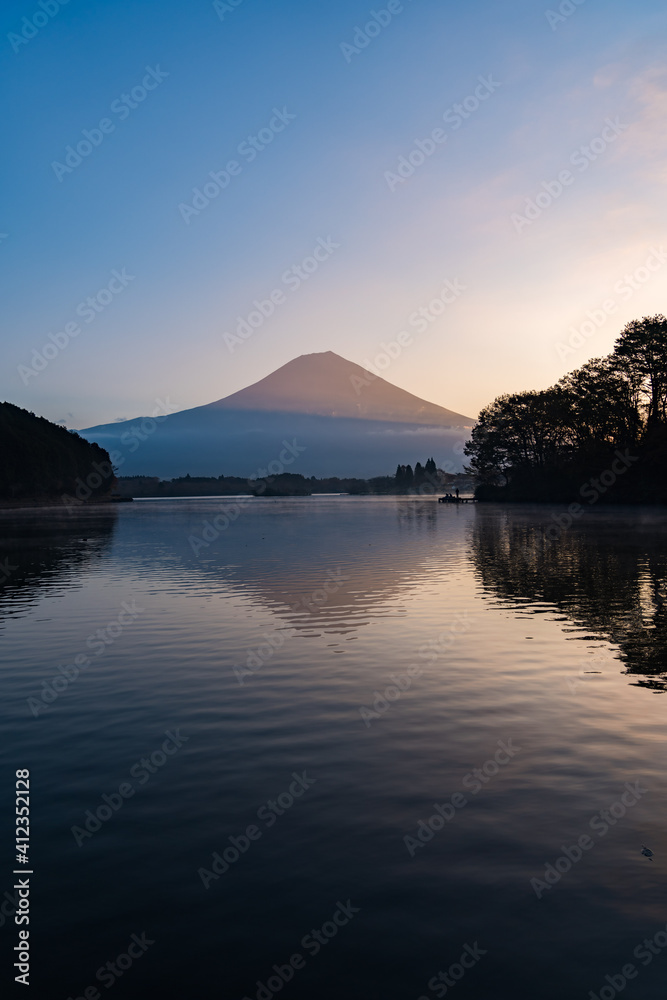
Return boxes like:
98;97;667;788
0;402;115;501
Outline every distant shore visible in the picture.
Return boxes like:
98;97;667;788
115;469;474;500
0;496;132;511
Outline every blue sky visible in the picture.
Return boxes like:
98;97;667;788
1;0;666;427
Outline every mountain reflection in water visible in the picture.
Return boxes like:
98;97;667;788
1;498;667;998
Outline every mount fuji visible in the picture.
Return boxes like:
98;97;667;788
80;352;474;478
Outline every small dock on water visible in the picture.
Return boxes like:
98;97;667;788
437;495;477;504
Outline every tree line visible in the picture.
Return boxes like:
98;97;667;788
394;458;438;488
116;459;458;498
464;315;667;502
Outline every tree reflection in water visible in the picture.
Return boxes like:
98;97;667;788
0;508;118;625
469;506;667;693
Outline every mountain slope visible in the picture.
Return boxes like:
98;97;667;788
80;352;474;478
203;352;473;425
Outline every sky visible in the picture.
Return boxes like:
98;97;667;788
1;0;666;428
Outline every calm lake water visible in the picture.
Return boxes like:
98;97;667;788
1;498;667;999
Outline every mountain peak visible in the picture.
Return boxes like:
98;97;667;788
80;351;473;477
206;351;473;426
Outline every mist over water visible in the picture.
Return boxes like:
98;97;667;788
1;498;666;999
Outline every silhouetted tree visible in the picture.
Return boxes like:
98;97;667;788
612;314;667;429
464;316;667;502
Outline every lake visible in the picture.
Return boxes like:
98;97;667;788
1;497;666;999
